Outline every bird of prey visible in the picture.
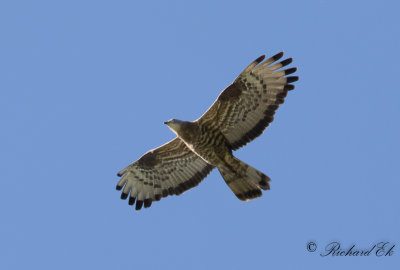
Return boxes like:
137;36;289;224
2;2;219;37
116;52;298;210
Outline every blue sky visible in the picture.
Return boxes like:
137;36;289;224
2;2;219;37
1;0;399;269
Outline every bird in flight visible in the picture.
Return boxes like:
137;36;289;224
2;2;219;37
116;52;298;210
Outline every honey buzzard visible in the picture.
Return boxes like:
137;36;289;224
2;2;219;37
116;52;298;210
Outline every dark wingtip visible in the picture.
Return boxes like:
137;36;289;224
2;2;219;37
287;76;299;83
259;179;268;187
284;67;297;75
255;54;266;63
284;84;295;91
280;58;293;67
117;172;123;177
120;192;128;200
116;185;123;191
144;199;152;208
135;200;143;210
272;51;284;61
129;197;136;205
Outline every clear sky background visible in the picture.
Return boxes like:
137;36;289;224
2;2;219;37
1;0;399;269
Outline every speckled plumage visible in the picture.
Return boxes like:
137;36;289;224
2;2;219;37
116;52;298;210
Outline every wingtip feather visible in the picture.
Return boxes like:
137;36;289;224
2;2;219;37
120;192;128;200
117;168;127;177
272;51;284;61
285;84;295;91
255;54;266;64
286;76;299;83
129;197;136;205
280;58;293;67
284;67;297;75
241;54;266;74
144;199;152;208
135;200;144;210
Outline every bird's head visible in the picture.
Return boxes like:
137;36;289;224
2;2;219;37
164;119;185;135
164;119;198;141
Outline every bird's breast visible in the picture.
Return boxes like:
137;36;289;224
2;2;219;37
187;126;230;166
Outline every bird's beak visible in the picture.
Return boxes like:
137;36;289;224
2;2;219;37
164;121;170;125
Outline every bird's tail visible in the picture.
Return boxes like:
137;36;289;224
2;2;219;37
218;156;270;201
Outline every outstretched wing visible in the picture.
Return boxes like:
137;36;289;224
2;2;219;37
116;138;214;210
198;52;298;150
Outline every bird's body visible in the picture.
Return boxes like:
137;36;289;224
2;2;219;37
117;52;298;210
165;119;270;201
166;120;229;166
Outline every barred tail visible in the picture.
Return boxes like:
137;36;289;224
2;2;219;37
218;156;270;201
